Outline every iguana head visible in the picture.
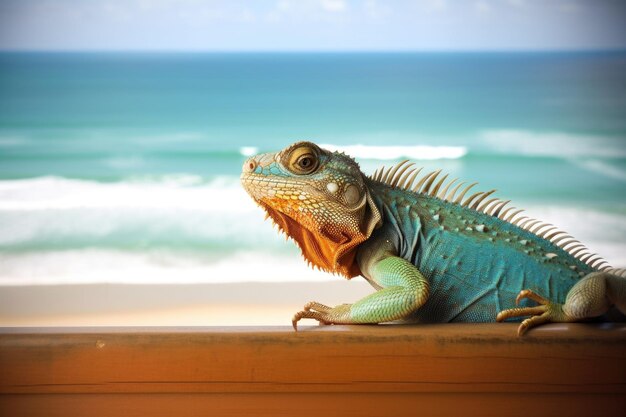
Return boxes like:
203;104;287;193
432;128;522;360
241;141;381;277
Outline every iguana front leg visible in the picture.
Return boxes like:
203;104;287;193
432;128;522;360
292;253;430;330
497;271;626;336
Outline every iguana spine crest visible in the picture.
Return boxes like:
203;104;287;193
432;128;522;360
371;160;624;275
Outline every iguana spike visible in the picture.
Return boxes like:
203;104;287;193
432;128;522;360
402;167;423;190
492;200;511;217
437;177;458;200
548;231;568;242
562;244;582;256
378;165;390;182
579;252;596;263
562;240;582;249
592;260;609;270
587;254;602;264
499;206;518;221
386;160;409;185
529;222;556;236
477;197;500;213
487;199;506;216
471;189;496;210
430;173;449;197
413;170;437;193
535;225;558;240
391;162;415;188
541;228;561;240
421;170;443;194
570;247;587;257
530;222;552;234
504;208;524;223
446;181;466;202
396;168;415;188
454;182;478;204
522;219;542;231
371;167;380;181
462;191;484;208
381;165;396;183
377;167;386;181
512;215;529;226
553;235;575;246
585;255;605;269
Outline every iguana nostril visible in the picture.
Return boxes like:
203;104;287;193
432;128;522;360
243;159;257;173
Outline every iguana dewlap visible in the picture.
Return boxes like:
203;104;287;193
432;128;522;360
241;141;626;335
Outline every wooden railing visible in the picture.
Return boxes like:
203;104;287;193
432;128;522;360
1;323;625;416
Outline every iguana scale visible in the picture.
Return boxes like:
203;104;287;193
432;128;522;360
241;141;626;335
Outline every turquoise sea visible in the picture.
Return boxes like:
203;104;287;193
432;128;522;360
1;52;625;284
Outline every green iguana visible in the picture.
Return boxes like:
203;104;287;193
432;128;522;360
240;141;626;335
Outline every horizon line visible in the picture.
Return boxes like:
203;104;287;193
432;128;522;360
1;48;626;54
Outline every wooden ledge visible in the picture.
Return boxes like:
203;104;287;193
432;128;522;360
1;323;625;416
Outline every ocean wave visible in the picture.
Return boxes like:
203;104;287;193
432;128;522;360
0;175;247;211
480;130;626;159
569;159;626;182
0;176;287;251
319;144;467;160
0;249;331;285
1;204;625;285
1;175;625;285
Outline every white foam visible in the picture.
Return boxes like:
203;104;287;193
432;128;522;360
239;146;258;157
319;143;467;160
0;176;254;211
0;176;271;248
480;130;626;158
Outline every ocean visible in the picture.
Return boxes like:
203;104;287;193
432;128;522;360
1;52;625;285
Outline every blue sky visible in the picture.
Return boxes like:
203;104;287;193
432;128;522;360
1;0;625;51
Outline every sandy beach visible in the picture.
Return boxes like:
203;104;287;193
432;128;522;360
0;280;374;326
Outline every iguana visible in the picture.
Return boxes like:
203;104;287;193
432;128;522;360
240;141;626;335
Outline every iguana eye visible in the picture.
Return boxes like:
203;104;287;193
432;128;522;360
297;155;315;170
287;145;320;174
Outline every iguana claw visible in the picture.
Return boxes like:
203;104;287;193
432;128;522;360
292;301;332;331
497;289;572;336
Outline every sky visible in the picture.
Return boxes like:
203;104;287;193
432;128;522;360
0;0;625;51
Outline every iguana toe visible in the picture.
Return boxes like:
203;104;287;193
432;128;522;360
292;302;353;331
497;289;573;336
292;309;331;331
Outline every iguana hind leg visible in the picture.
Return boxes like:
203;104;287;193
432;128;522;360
292;256;429;330
497;271;626;336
